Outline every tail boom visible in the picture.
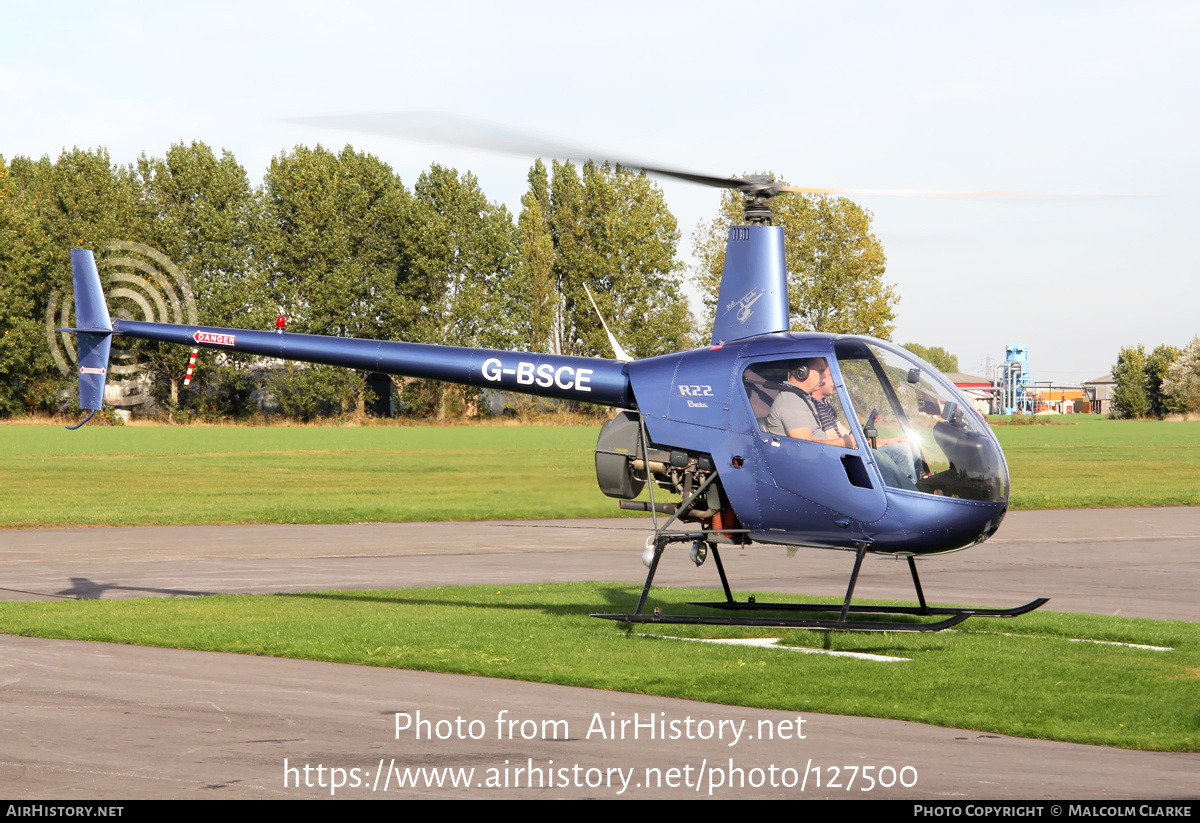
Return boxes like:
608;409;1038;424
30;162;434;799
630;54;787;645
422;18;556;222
65;247;634;414
114;319;634;408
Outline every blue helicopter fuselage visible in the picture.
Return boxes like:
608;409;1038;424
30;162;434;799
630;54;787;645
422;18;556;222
626;334;1009;556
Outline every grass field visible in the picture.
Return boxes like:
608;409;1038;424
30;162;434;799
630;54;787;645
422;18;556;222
0;424;629;527
999;416;1200;508
2;417;1199;527
0;583;1194;752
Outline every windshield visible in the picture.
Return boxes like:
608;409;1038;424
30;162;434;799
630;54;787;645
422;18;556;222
834;340;1009;503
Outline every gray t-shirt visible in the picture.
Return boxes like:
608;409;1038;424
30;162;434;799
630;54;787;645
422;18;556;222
765;389;820;437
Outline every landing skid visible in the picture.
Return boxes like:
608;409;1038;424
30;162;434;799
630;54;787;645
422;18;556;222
594;611;972;632
592;532;1048;633
687;598;1049;618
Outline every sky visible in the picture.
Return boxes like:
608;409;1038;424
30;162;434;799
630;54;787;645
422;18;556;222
3;0;1197;384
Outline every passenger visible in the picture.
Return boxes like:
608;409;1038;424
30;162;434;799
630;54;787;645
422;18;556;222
810;362;856;448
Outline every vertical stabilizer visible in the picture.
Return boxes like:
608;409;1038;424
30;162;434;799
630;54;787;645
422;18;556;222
71;250;112;333
68;250;113;411
710;225;790;345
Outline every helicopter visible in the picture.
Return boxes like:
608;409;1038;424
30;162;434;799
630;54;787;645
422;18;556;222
60;139;1047;633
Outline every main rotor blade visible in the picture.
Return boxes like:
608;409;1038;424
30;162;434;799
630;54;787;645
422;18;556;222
779;185;1148;202
290;111;1150;202
289;110;747;190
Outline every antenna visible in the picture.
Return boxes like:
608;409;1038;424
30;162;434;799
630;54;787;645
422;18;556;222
582;284;633;362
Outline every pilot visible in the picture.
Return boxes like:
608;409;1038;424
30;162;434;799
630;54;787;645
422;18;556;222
765;358;853;449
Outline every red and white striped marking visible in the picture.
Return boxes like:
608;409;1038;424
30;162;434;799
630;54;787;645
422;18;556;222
183;348;199;386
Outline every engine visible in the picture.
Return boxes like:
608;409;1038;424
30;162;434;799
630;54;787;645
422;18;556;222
594;410;730;526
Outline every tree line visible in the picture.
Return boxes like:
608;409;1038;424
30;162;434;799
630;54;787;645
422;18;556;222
0;144;898;420
1111;340;1200;419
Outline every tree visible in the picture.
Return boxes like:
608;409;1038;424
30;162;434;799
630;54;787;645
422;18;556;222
396;164;521;418
137;142;266;412
574;161;691;358
139;142;263;327
0;156;52;414
1111;344;1149;419
398;164;519;349
3;149;151;414
1162;337;1200;414
260;145;408;339
528;160;692;360
546;159;586;356
515;160;556;354
1145;344;1183;418
902;343;959;374
259;144;410;417
693;183;897;339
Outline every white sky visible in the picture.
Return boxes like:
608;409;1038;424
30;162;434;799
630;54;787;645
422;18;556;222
3;0;1197;383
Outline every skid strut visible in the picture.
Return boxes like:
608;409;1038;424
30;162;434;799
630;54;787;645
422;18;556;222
593;534;1048;632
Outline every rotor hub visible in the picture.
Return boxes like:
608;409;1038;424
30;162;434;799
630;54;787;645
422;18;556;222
737;175;788;225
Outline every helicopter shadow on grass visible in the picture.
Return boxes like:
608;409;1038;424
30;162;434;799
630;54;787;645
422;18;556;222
281;586;954;650
281;585;647;619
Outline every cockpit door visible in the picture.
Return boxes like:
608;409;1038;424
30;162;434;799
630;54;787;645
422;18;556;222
740;356;889;524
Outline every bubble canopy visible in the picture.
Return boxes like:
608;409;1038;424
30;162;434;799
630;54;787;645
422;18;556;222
833;339;1010;503
741;338;1009;506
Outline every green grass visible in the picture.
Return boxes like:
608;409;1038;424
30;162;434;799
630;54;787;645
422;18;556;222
2;417;1199;527
0;424;628;526
0;583;1194;752
995;416;1200;508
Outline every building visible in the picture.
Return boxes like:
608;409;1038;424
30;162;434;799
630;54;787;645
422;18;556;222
945;373;995;414
1083;374;1116;415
